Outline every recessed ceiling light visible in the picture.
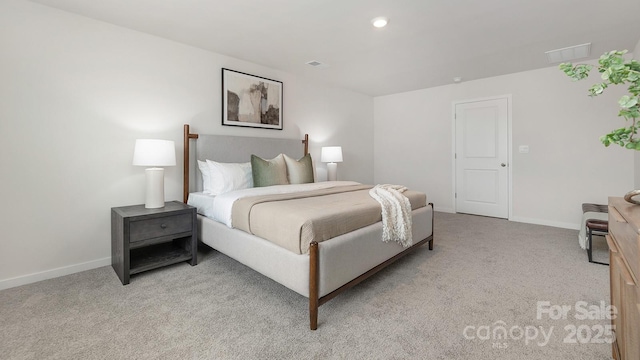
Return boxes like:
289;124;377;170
453;77;462;83
371;17;389;28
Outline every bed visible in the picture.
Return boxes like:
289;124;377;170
182;124;434;330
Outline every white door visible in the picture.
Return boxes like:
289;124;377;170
455;98;509;219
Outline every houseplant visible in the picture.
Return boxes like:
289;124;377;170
560;50;640;149
560;50;640;203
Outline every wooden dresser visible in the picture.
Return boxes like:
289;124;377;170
607;197;640;360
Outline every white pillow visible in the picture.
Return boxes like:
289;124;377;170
197;160;213;194
206;160;253;195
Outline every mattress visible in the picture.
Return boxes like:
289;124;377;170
189;182;427;255
187;192;216;219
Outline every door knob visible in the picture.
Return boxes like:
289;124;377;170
500;163;506;167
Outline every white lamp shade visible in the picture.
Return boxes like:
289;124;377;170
132;139;176;167
321;146;343;163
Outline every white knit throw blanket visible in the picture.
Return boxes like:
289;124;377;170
369;184;413;247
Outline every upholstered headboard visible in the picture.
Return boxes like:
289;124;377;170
183;124;308;201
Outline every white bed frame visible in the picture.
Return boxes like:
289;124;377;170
182;124;434;330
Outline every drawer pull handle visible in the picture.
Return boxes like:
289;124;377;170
160;223;167;229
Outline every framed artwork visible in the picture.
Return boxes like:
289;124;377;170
222;68;283;130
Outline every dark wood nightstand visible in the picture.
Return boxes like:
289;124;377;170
111;201;197;285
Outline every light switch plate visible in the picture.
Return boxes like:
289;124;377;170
519;145;529;153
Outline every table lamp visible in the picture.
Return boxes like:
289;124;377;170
133;139;176;208
321;146;343;181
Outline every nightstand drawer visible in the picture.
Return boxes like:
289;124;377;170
129;213;192;242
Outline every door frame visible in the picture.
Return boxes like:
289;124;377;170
451;94;513;219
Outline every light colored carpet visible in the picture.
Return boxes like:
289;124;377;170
1;212;612;360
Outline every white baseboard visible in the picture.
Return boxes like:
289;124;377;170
0;257;111;291
423;207;578;230
509;216;580;231
434;206;455;214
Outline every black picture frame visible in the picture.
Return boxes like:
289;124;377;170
222;68;283;130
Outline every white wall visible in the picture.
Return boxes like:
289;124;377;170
374;61;634;229
0;0;373;289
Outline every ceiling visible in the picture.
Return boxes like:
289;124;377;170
29;0;640;97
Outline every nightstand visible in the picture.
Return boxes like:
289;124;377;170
111;201;197;285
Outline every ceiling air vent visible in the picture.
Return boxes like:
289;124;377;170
306;60;329;68
545;43;591;63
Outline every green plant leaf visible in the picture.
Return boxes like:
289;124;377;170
560;49;640;150
619;95;638;108
589;83;606;96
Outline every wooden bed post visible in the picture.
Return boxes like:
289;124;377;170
183;124;199;203
302;134;309;156
429;203;434;250
309;241;319;330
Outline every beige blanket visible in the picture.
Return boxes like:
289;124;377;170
232;184;427;254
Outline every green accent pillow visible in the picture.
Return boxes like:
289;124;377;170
283;153;314;184
251;154;288;187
